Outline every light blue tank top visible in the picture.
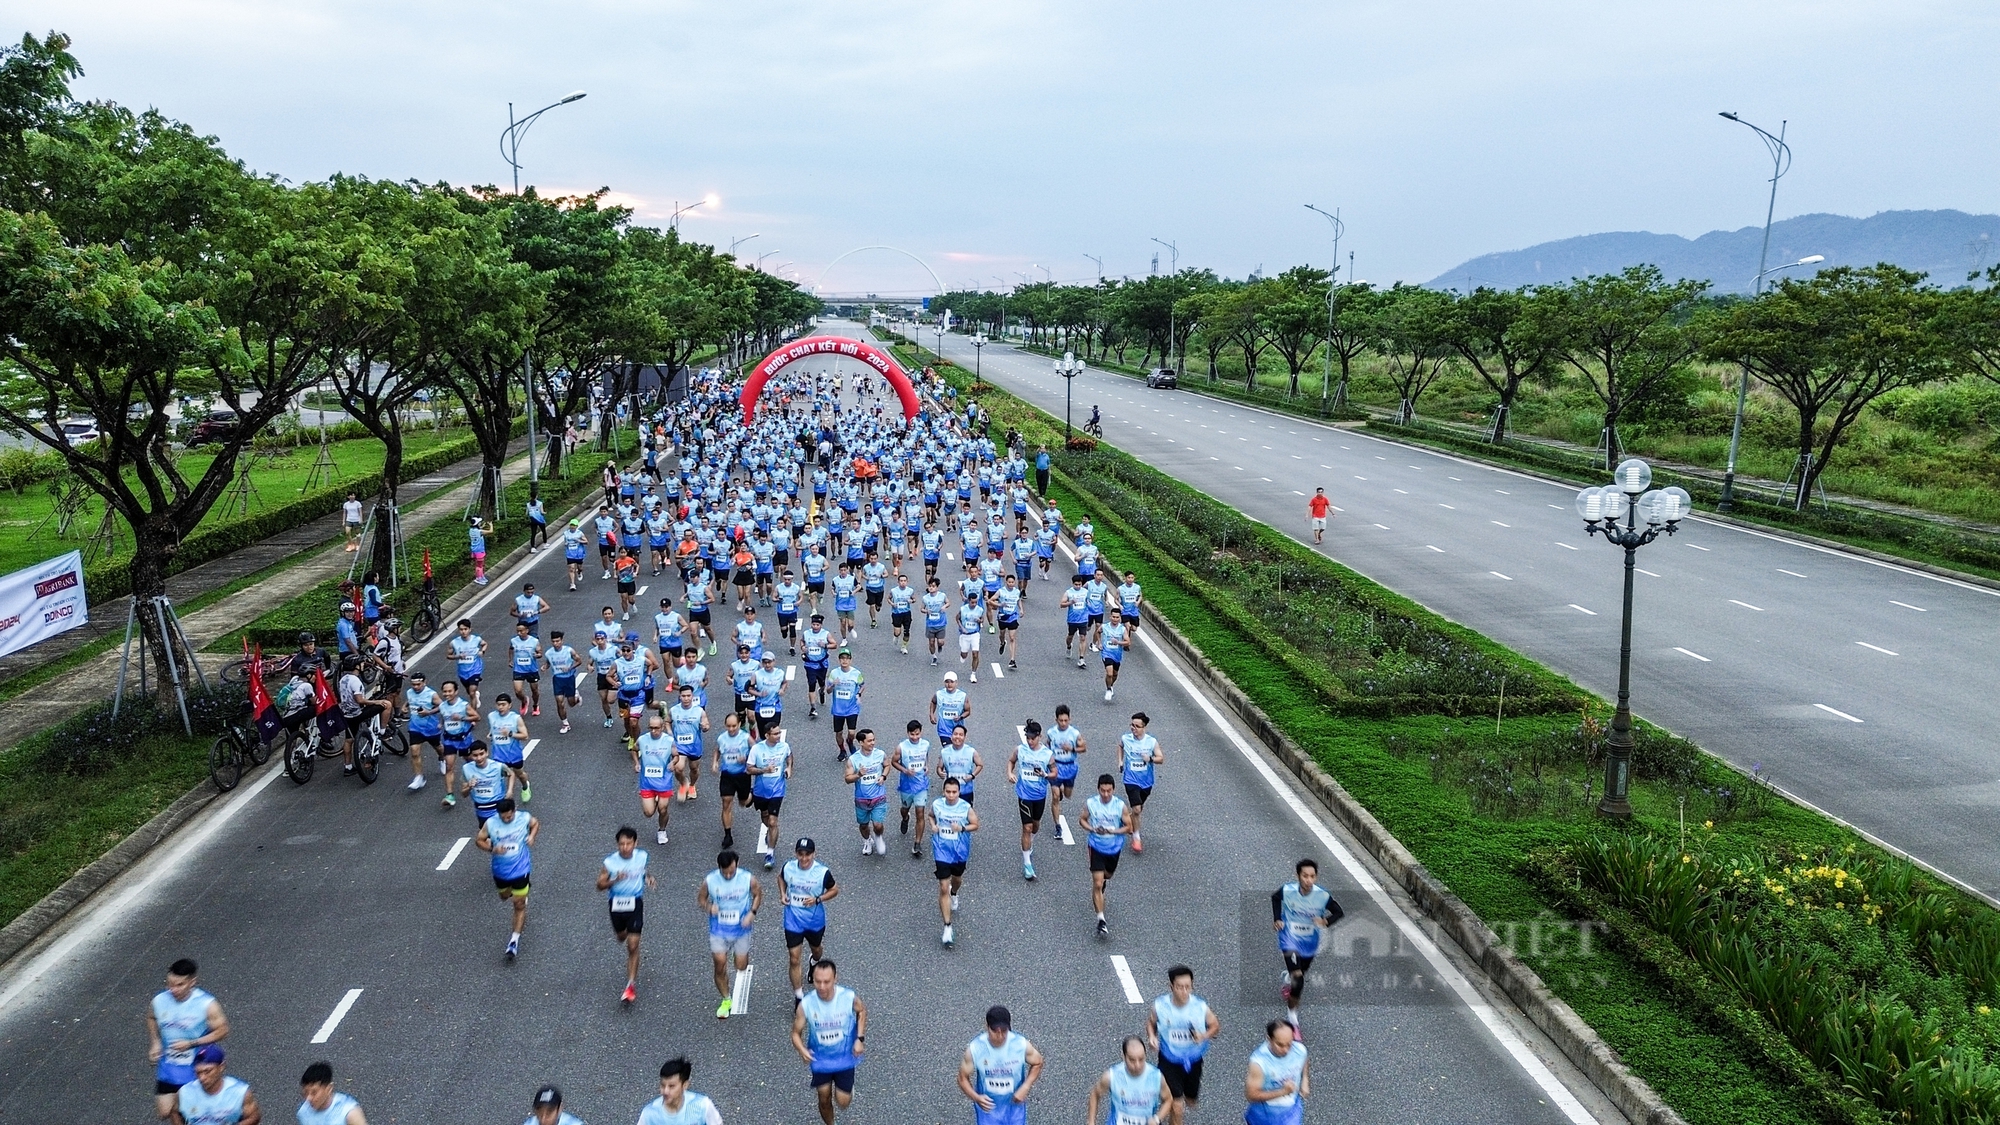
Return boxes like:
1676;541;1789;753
800;986;859;1072
296;1092;359;1125
1104;1062;1164;1125
486;813;531;878
150;988;213;1079
1152;993;1212;1065
176;1076;249;1125
1247;1041;1309;1122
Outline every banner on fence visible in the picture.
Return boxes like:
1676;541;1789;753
0;550;89;658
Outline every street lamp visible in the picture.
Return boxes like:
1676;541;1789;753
1575;460;1690;819
668;198;709;231
1716;111;1795;513
971;334;988;382
756;250;781;272
499;90;587;195
498;88;586;485
1305;204;1345;414
1056;351;1085;443
1150;238;1179;377
992;276;1009;340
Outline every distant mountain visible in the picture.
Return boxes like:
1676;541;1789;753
1426;210;1999;294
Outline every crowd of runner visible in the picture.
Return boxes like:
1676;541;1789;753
147;361;1341;1125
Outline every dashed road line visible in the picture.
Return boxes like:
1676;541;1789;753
1674;647;1711;662
1490;572;1512;580
1855;642;1899;656
437;836;472;871
1891;600;1927;612
1109;955;1144;1003
1555;542;1578;550
1815;704;1864;723
310;989;365;1044
1729;600;1764;611
1569;605;1596;615
1777;569;1808;578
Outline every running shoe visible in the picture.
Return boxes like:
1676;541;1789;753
1131;835;1142;853
407;775;427;791
941;925;955;948
1096;918;1109;938
531;707;540;716
441;793;457;808
560;720;571;734
722;829;734;849
1105;689;1114;702
473;576;488;585
657;829;669;845
969;672;977;683
1077;657;1086;668
950;893;960;911
931;656;939;666
604;716;615;728
520;783;532;802
1023;860;1036;881
622;984;637;1004
716;997;732;1018
342;764;356;775
900;808;910;834
763;854;774;870
911;840;921;856
1008;660;1018;670
505;936;519;961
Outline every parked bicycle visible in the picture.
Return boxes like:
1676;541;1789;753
219;651;295;686
207;702;271;792
408;573;443;643
282;700;406;785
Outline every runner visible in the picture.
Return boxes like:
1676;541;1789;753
1306;487;1331;545
526;1085;580;1125
636;714;677;844
473;797;537;960
930;776;978;947
714;711;754;849
654;596;688;667
1273;859;1343;1031
616;546;642;618
1244;1021;1310;1125
508;622;543;718
147;959;229;1122
638;1057;722;1125
955;588;985;683
1062;574;1091;667
1146;966;1220;1125
511;581;549;638
936;724;983;808
1100;607;1130;702
781;838;839;1002
1085;1036;1169;1125
826;649;864;761
1120;712;1162;853
887;572;916;654
563;519;589;590
402;671;440;792
791;959;866;1125
668;683;711;803
774;570;804;654
959;1006;1042;1125
1046;705;1086;833
613;637;660;751
543;631;581;735
699;849;761;1018
1115;571;1143;638
922;576;950;666
930;671;972;742
597;826;656;1004
295;1061;365;1125
1084;773;1133;938
487;692;532;803
437;683;476;808
862;550;889;629
1008;721;1054;881
830;562;859;641
588;630;621;729
747;723;793;869
449;619;487;711
995;574;1022;670
594;504;618;578
843;728;889;855
173;1046;257;1125
684;559;717;655
893;719;932;856
799;613;834;719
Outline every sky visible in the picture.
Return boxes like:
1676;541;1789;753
14;1;2000;295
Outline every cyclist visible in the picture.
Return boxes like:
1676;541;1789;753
336;656;388;778
292;631;330;677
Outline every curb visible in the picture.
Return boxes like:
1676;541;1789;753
0;462;634;977
1132;595;1686;1125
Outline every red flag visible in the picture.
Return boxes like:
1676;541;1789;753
246;643;283;743
422;548;433;580
314;664;345;742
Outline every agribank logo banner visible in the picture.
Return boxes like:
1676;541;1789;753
0;550;89;658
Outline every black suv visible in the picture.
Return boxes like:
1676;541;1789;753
1144;368;1178;389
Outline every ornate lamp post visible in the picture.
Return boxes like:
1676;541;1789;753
1056;352;1085;442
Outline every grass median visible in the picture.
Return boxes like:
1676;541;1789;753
932;351;2000;1124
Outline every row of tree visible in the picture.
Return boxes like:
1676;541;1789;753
936;260;2000;506
0;33;818;610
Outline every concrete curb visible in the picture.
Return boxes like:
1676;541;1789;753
1131;596;1687;1125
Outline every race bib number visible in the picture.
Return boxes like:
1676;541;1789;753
495;843;518;856
676;731;695;745
816;1026;845;1046
719;909;742;925
788;889;816;907
758;705;777;718
643;765;666;779
860;771;883;785
1168;1027;1197;1046
983;1075;1016;1096
1288;920;1316;938
937;826;960;840
1117;1112;1149;1125
611;895;637;912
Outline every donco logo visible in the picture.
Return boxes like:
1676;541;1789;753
43;604;75;624
0;614;19;633
33;571;78;599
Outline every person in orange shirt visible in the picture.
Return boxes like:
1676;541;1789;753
1307;488;1332;545
615;548;642;619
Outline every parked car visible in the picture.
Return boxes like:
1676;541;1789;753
60;417;101;444
1144;368;1179;389
190;409;239;446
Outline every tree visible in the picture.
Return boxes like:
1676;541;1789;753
1541;266;1711;468
1322;283;1380;408
1950;265;2000;388
1258;266;1332;395
1445;286;1563;442
1706;264;1951;509
1366;285;1457;424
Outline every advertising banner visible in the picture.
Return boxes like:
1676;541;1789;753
0;550;89;659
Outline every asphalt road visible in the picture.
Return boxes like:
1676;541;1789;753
896;320;2000;899
0;390;1615;1123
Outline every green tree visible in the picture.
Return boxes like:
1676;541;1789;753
1541;266;1711;468
1706;264;1952;509
1445;286;1563;442
1366;284;1458;424
1259;266;1333;395
1949;265;2000;389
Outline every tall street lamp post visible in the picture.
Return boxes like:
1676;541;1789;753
1056;351;1084;443
499;89;587;483
1716;111;1795;513
971;334;988;382
1150;238;1179;376
1576;460;1690;819
1305;204;1344;417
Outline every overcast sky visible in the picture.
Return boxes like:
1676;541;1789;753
17;1;1999;294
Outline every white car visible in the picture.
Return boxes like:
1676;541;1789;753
60;418;101;444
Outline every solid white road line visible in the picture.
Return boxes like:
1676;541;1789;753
310;989;364;1044
1490;572;1512;581
1688;544;1711;552
1891;600;1927;612
1635;568;1660;578
1131;628;1596;1124
1109;955;1145;1004
437;836;473;871
1777;569;1808;578
1426;545;1445;553
1569;605;1597;615
1729;600;1764;611
1816;704;1865;723
1856;642;1899;656
521;738;541;760
1674;648;1711;662
1555;542;1578;550
1056;815;1074;846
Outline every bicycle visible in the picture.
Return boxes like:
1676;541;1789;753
207;703;271;792
219;651;296;686
409;575;443;643
1084;418;1104;438
284;703;407;786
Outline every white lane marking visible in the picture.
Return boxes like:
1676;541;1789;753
1636;568;1660;578
1426;545;1445;553
1262;445;1273;450
1439;503;1456;510
1555;542;1578;550
1675;647;1711;662
1260;477;1274;482
1057;815;1074;846
1547;504;1564;510
1816;704;1865;723
1891;600;1927;612
786;664;797;682
1131;629;1596;1123
1449;476;1462;481
1490;572;1512;580
637;585;648;596
1688;544;1711;552
310;989;365;1044
1233;466;1244;471
1393;488;1409;494
1354;476;1368;481
521;738;541;760
756;825;772;854
1777;569;1808;578
1109;955;1145;1004
1491;521;1510;528
1374;524;1390;530
1495;490;1511;495
1569;605;1597;615
1291;490;1306;496
991;664;1004;679
1729;600;1764;611
1856;642;1899;656
437;836;473;871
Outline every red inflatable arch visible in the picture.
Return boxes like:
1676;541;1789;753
741;335;920;425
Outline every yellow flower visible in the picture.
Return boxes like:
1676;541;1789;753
1704;820;1714;830
1682;855;1692;864
1980;1005;1992;1016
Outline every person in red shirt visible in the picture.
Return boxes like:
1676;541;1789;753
1307;488;1332;544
